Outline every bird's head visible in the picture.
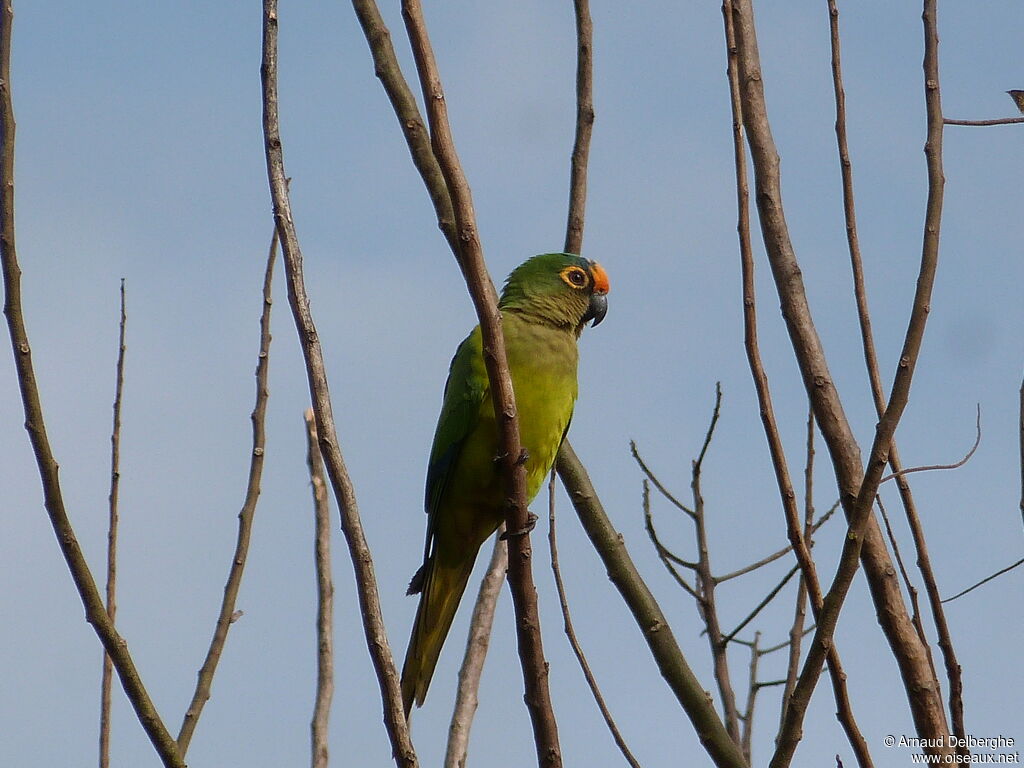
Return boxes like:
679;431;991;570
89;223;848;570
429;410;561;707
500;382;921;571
499;253;610;334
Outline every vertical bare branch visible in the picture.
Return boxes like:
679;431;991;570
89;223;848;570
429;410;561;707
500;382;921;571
547;474;642;768
260;4;416;766
740;632;761;762
99;279;127;768
722;0;949;761
563;0;594;256
825;0;965;743
689;386;741;742
0;5;184;766
350;0;457;253
556;443;748;768
779;410;814;730
444;533;508;768
176;228;277;754
305;410;335;768
1019;376;1023;529
721;5;871;765
399;3;561;763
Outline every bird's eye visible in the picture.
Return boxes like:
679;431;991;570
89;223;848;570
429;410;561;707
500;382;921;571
562;267;588;288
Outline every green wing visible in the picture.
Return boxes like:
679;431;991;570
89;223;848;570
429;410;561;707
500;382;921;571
411;327;487;584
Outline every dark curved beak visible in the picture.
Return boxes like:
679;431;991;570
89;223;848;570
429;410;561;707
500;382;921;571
584;292;608;327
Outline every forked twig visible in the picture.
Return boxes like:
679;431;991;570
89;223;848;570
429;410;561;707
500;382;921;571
556;443;748;768
0;5;183;765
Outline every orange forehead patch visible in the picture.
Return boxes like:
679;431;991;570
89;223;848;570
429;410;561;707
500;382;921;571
589;262;610;294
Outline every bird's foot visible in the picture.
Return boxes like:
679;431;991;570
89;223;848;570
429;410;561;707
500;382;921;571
493;448;530;466
500;512;538;540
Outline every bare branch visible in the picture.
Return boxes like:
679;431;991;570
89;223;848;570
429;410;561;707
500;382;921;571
761;626;815;656
780;409;814;732
878;406;980;486
0;6;184;766
350;0;457;253
100;279;127;768
177;226;277;754
630;441;696;519
1019;376;1023;530
305;410;335;768
261;4;416;765
688;386;741;743
721;5;872;764
740;633;760;762
722;0;948;759
715;501;838;584
722;565;800;646
942;116;1024;126
548;474;642;768
563;0;594;256
942;557;1024;604
556;443;748;768
825;0;966;746
399;2;561;761
445;533;508;768
643;481;701;600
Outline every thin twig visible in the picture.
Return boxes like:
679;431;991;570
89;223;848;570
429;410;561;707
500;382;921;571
399;3;561;761
630;442;696;519
548;474;642;768
556;443;748;768
445;533;508;768
563;0;594;256
305;409;335;768
942;116;1024;126
878;406;980;485
1019;376;1023;530
643;481;701;601
761;626;815;656
177;226;277;754
100;279;127;768
715;501;838;583
0;6;184;766
722;565;800;646
941;557;1024;603
261;4;416;765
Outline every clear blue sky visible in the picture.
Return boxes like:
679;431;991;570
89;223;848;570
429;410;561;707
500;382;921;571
2;1;1021;766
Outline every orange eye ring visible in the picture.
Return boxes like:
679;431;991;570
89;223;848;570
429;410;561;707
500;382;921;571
560;266;589;289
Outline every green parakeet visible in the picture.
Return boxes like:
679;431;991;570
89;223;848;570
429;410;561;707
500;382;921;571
401;252;610;716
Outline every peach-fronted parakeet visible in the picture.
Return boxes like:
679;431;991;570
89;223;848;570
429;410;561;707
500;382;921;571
401;252;610;715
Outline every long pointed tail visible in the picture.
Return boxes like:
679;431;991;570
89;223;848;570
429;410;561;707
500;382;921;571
401;554;476;717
